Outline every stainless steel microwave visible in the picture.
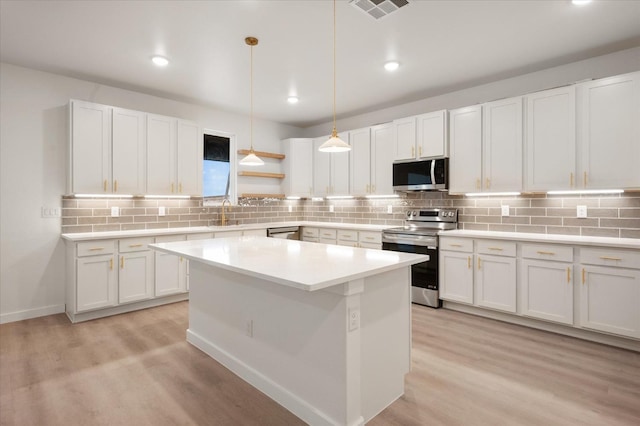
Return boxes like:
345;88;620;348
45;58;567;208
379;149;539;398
392;158;448;191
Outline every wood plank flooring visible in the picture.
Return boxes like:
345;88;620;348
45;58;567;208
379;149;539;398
1;302;639;425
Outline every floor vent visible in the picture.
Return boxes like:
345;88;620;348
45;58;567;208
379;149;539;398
350;0;409;20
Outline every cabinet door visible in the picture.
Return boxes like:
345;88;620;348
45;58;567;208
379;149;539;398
147;114;176;195
112;107;146;195
393;116;416;160
371;123;394;195
349;127;371;196
313;137;331;196
71;101;111;194
579;72;640;189
579;265;640;338
439;251;474;304
282;138;313;197
155;235;187;297
526;86;576;191
483;96;523;192
119;251;154;304
475;254;516;313
330;132;350;195
449;105;482;194
176;120;202;195
76;254;117;312
416;110;447;158
520;260;573;325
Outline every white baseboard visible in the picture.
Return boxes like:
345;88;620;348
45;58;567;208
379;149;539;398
187;329;352;426
0;303;65;324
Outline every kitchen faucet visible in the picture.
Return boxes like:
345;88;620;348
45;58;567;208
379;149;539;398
220;199;231;226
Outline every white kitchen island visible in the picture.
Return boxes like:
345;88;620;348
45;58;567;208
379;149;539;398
150;236;427;426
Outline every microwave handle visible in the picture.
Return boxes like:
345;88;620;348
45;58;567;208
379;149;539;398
430;160;436;184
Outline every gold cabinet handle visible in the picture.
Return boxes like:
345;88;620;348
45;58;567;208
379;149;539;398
486;178;491;189
467;256;471;269
171;183;175;193
583;171;587;187
488;247;503;251
418;146;422;157
478;257;481;270
365;236;375;240
180;256;183;262
567;267;571;283
476;178;481;189
103;179;108;192
372;185;376;193
120;257;124;269
129;243;143;248
582;268;585;285
179;183;183;193
599;256;622;261
109;258;113;270
536;250;555;255
309;186;313;195
88;247;104;251
411;146;415;157
114;180;118;192
570;172;574;188
366;184;370;193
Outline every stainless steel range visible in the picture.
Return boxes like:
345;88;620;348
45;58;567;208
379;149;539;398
382;208;458;308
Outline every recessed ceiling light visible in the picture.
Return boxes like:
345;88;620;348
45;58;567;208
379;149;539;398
571;0;591;5
287;96;299;104
384;61;400;71
151;56;169;67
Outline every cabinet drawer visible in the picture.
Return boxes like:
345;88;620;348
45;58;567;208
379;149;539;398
440;237;473;253
214;231;243;238
580;248;640;269
319;229;337;239
187;232;214;240
302;227;319;238
359;231;381;244
337;230;358;242
155;234;187;244
476;240;516;257
522;244;573;262
119;237;154;253
77;240;117;257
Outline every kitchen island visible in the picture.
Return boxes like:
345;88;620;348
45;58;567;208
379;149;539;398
150;236;427;426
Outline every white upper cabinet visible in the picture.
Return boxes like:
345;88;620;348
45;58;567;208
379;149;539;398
578;71;640;190
525;86;576;192
449;105;483;194
282;138;313;198
393;110;448;161
349;127;372;196
146;114;176;195
313;134;350;197
370;123;395;195
483;96;523;192
69;100;111;194
112;107;146;195
176;120;202;196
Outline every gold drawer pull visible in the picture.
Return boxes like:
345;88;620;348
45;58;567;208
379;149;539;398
129;243;143;248
486;178;491;189
567;267;571;283
450;244;462;247
171;183;175;193
411;146;415;157
418;146;422;156
179;183;183;193
478;257;482;270
88;247;104;251
583;171;588;186
488;247;503;251
467;256;471;269
103;179;108;192
599;256;622;261
365;236;375;240
570;172;574;188
109;258;113;270
114;180;118;192
537;251;555;255
343;234;353;238
180;256;183;262
120;257;124;269
476;178;481;189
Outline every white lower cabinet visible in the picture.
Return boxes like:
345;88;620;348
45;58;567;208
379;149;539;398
440;250;474;304
579;248;640;339
301;227;319;243
118;238;154;304
76;253;117;312
476;254;517;313
155;234;187;297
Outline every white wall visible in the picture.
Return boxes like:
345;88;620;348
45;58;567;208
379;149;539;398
302;47;640;137
0;63;301;323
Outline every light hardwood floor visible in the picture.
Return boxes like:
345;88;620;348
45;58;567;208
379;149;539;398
1;302;639;425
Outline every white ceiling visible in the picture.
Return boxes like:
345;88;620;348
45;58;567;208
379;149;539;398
1;0;639;128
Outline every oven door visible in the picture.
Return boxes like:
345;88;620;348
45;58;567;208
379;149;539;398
382;234;440;308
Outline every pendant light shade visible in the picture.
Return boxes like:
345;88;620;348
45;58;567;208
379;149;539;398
239;36;264;166
318;0;351;153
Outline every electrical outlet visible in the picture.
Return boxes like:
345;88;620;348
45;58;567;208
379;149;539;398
348;308;360;331
329;205;334;213
387;205;393;214
245;319;253;337
41;207;61;218
577;205;588;218
288;205;293;213
111;206;120;217
158;206;166;216
501;205;510;217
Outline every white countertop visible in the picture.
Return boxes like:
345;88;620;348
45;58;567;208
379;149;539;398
60;221;391;241
150;236;427;292
440;229;640;249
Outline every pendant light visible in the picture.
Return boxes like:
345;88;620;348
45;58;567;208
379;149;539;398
318;0;351;153
239;36;265;166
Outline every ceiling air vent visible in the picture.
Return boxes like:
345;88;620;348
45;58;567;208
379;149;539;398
350;0;409;20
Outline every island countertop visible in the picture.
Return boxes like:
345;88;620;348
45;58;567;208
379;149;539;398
150;236;427;292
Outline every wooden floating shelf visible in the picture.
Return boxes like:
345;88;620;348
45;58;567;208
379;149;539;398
238;171;285;179
237;150;285;160
241;193;286;199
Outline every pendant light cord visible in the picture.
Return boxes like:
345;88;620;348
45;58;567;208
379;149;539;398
332;0;337;136
250;42;254;152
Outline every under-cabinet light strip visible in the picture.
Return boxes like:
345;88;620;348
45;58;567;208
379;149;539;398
74;194;134;198
144;195;191;199
464;192;521;197
547;189;624;195
364;194;399;199
325;195;355;199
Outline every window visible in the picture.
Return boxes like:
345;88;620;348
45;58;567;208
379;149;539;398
203;129;236;204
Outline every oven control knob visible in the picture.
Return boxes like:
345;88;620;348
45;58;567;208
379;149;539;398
406;211;412;218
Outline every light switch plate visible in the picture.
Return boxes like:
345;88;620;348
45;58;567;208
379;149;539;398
501;205;510;217
387;205;393;214
577;205;588;218
329;205;334;213
111;206;120;217
288;205;293;213
348;308;360;331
